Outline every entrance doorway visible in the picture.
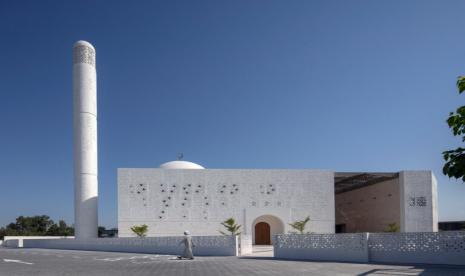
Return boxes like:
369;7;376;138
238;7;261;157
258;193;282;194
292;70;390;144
255;222;271;245
336;224;346;233
252;214;284;245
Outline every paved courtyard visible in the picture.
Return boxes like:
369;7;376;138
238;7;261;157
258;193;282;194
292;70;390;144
1;247;465;276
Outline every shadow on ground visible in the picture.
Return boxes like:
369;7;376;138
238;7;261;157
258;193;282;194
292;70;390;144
357;265;465;276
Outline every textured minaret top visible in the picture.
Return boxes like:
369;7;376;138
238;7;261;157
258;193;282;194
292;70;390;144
73;40;96;66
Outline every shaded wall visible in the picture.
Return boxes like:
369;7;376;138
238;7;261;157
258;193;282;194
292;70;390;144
335;178;400;233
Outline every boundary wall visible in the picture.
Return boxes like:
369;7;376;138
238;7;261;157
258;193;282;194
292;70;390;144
3;236;74;248
20;236;238;256
274;232;465;265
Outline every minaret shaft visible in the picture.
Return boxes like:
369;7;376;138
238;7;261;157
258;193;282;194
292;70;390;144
73;41;98;239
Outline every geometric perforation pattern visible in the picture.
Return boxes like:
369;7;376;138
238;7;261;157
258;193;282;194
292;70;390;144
369;232;465;253
275;233;367;251
73;45;95;67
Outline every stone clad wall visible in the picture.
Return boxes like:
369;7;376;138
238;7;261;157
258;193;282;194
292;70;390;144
23;236;238;256
274;232;465;265
118;169;334;237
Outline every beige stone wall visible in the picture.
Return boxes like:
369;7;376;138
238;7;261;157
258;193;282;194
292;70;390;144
335;178;400;233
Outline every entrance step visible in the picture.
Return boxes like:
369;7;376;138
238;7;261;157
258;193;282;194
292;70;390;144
250;245;273;257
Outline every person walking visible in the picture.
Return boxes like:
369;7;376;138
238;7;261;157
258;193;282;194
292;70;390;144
178;230;194;260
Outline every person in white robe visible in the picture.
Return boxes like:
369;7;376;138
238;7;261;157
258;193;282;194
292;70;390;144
178;230;194;259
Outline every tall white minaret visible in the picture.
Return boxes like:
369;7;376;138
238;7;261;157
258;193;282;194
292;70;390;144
73;40;98;239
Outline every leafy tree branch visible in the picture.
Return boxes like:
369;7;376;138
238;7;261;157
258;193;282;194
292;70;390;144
443;76;465;181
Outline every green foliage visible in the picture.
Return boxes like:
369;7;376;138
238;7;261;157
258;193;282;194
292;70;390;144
384;223;400;233
98;226;106;237
289;216;310;234
131;224;148;237
443;76;465;182
0;216;74;239
45;220;74;236
458;76;465;94
219;218;241;236
98;226;118;237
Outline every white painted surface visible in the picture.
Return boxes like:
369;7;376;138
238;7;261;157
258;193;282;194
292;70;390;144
73;40;98;239
3;236;74;248
118;169;335;237
251;245;274;257
3;259;34;265
274;233;369;262
23;236;238;256
239;235;253;255
160;161;205;169
399;171;438;232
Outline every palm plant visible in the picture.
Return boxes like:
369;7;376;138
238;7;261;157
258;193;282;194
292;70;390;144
131;224;148;237
219;218;241;236
289;216;310;234
384;223;400;233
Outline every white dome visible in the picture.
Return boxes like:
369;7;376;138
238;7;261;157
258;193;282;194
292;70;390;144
160;160;205;169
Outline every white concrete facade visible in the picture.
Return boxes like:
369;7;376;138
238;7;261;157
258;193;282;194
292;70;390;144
399;171;438;232
73;40;98;239
118;169;335;240
118;168;439;239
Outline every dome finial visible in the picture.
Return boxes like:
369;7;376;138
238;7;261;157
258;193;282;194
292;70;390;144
177;153;184;160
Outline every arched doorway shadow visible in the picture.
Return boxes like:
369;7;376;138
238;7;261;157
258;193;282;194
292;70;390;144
252;214;284;245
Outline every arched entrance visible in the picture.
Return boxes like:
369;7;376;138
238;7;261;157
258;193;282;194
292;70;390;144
252;214;284;245
255;222;271;245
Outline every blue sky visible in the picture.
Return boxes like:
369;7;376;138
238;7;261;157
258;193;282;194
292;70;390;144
1;0;465;228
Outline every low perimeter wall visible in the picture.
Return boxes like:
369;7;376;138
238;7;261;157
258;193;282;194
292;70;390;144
274;232;465;266
239;235;253;255
274;233;369;263
22;236;238;256
3;236;74;248
368;232;465;265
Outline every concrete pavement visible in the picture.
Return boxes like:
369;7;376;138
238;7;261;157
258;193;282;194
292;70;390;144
1;247;464;276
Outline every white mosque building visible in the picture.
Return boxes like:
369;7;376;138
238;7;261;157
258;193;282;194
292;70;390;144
71;40;438;245
117;160;438;244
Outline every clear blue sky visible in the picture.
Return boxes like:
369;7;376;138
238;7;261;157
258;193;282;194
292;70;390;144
1;0;465;228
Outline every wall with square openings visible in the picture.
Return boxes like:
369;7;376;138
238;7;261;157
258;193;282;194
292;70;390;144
118;169;335;237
